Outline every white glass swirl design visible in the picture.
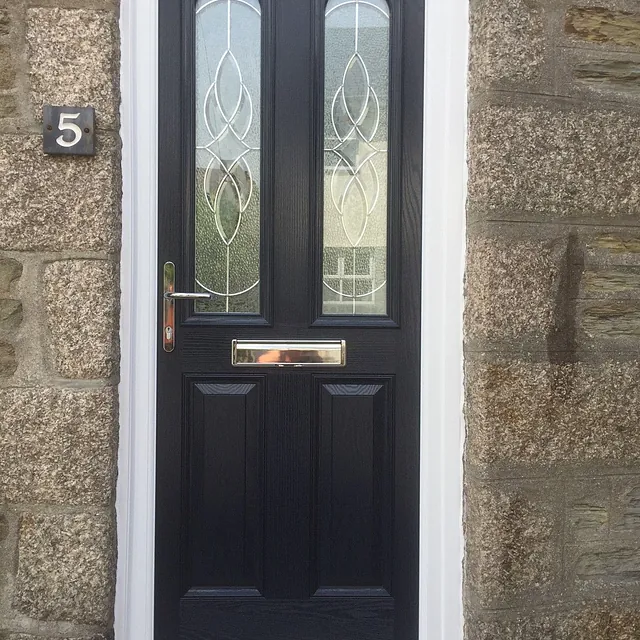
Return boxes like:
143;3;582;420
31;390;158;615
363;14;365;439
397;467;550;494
323;0;390;315
195;0;261;313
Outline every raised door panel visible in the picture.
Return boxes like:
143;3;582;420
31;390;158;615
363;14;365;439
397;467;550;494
185;378;264;594
314;379;393;595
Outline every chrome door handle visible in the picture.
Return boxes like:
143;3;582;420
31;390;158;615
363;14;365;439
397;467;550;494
163;261;213;353
164;291;212;300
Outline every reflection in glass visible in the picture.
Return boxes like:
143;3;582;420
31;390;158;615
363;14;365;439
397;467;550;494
323;0;390;315
195;0;261;313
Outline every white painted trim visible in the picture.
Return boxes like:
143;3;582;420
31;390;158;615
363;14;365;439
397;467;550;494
115;0;467;636
419;0;468;637
116;0;158;638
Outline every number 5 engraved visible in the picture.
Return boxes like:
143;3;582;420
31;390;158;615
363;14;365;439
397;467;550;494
56;113;82;148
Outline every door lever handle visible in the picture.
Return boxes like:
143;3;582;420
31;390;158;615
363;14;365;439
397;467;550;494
164;291;212;300
162;261;213;353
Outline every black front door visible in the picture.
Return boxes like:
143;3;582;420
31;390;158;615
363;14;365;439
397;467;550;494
156;0;424;638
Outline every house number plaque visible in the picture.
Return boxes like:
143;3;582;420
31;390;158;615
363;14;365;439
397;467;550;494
43;106;95;156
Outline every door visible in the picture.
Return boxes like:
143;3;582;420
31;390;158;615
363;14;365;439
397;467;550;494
156;0;424;638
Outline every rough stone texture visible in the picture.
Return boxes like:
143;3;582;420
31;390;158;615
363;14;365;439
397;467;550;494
466;483;558;606
0;340;17;377
14;512;115;626
0;45;15;90
44;260;119;379
589;232;640;256
0;387;117;505
0;513;8;543
612;478;640;532
0;257;22;294
467;225;640;350
567;480;609;540
466;360;640;465
583;267;640;298
566;7;640;48
6;636;110;640
559;45;640;105
563;609;640;639
465;235;558;341
468;105;640;221
574;59;640;91
0;299;22;331
466;616;555;640
0;94;17;118
0;136;120;252
467;607;640;640
0;1;121;638
580;300;640;337
26;9;119;129
0;9;10;37
466;0;640;636
569;542;640;584
469;0;544;88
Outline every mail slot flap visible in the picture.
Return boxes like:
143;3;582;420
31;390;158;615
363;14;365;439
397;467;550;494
232;340;346;367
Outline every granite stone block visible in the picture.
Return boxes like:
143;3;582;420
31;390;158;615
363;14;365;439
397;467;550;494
0;257;21;294
466;359;640;464
6;636;109;640
0;387;117;505
0;44;15;90
0;512;8;543
0;340;16;378
560;608;640;639
0;94;17;118
44;260;119;379
0;299;22;331
466;615;556;640
580;300;640;337
574;59;640;91
14;512;114;626
583;267;640;298
566;479;610;540
0;136;120;252
566;7;640;48
469;0;544;88
570;542;640;583
468;105;640;221
0;9;10;36
611;477;640;532
465;483;558;606
27;8;119;128
465;235;558;341
467;608;640;640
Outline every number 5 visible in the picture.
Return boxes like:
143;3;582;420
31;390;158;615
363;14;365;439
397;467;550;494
56;113;82;148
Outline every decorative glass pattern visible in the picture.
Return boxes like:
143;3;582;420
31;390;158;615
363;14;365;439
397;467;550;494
195;0;261;313
323;0;390;316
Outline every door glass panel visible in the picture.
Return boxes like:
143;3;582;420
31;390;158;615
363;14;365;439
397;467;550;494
323;0;390;316
195;0;262;313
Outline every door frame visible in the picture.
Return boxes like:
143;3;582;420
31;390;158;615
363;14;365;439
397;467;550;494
116;0;468;637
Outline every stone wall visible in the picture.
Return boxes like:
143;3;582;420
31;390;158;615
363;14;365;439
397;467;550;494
0;0;120;638
466;0;640;637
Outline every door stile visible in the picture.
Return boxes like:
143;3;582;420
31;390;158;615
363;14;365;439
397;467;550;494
392;0;424;635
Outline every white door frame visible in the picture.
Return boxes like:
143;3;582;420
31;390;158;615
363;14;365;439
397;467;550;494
116;0;467;636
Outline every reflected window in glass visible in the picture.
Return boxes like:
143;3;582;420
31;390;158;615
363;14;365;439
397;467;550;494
323;0;390;316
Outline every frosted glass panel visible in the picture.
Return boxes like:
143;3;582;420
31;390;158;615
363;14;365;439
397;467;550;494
323;0;390;316
195;0;261;313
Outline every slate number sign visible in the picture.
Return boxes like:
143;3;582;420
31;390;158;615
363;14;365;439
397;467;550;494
43;106;95;156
